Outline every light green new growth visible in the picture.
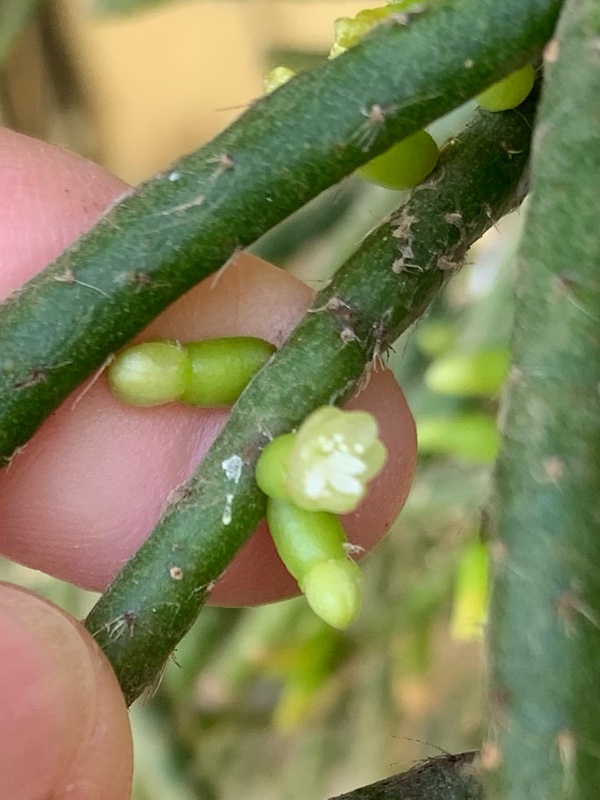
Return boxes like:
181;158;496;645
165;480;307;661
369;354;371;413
267;498;349;581
256;408;385;627
263;66;296;94
329;1;420;59
417;412;500;463
328;3;440;191
450;539;489;642
476;63;535;111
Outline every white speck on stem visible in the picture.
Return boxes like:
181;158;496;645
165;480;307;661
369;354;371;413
222;454;243;483
168;171;181;182
222;493;234;525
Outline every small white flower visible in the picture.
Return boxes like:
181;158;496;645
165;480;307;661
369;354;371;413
287;406;387;514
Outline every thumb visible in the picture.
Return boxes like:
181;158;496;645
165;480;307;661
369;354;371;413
0;583;132;800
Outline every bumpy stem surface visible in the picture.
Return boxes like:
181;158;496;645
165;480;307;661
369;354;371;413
328;752;481;800
85;96;538;705
484;2;600;798
0;0;561;464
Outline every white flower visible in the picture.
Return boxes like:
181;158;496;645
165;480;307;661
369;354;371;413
287;406;387;514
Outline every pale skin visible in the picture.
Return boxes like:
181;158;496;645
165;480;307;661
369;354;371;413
0;127;417;800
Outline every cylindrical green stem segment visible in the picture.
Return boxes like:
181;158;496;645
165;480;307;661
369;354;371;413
484;2;600;797
85;98;538;705
0;0;561;464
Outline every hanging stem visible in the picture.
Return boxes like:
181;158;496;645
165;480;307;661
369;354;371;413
328;752;481;800
484;1;600;797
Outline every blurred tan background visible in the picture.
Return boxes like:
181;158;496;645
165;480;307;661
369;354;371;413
34;1;368;182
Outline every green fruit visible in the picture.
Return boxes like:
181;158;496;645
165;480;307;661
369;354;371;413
476;64;535;112
181;336;275;407
108;341;190;407
358;130;439;191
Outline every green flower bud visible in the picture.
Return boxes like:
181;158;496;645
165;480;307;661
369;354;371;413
107;341;190;407
267;498;348;582
286;407;387;514
181;336;275;407
301;558;363;630
266;497;363;629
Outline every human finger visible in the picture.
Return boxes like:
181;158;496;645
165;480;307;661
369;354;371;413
0;583;132;800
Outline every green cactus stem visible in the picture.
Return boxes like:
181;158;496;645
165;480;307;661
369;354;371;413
85;95;538;705
328;751;481;800
484;1;600;797
0;0;561;465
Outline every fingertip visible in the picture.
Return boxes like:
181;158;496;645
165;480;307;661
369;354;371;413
0;584;132;800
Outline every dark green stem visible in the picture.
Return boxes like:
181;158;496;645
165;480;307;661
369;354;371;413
0;0;561;464
328;752;481;800
85;96;537;705
484;2;600;798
